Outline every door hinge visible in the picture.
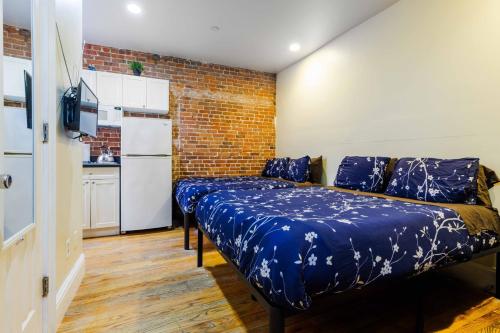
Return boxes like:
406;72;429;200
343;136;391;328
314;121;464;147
42;122;49;143
42;276;49;297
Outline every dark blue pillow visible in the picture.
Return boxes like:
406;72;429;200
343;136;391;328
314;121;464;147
284;156;311;182
334;156;391;192
262;158;290;178
262;160;273;176
384;157;479;204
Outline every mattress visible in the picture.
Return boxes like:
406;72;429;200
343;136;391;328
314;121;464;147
174;176;297;214
195;186;499;310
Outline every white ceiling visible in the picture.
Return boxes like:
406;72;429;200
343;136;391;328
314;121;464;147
4;0;31;29
2;0;399;73
83;0;398;73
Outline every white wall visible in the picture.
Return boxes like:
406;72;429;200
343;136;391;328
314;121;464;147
55;0;83;322
276;0;500;209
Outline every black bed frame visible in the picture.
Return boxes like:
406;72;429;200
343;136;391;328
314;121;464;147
196;223;500;333
184;212;195;250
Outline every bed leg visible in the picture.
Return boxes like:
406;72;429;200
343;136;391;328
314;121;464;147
197;226;203;267
416;296;424;333
184;213;190;250
269;307;284;333
495;252;500;299
415;278;425;333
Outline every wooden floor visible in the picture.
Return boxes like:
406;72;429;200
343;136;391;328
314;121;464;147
59;229;500;333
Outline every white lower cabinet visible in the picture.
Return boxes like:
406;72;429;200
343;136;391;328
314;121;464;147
83;167;120;238
82;179;91;230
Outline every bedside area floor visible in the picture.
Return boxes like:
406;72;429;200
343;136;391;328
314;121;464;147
58;229;500;333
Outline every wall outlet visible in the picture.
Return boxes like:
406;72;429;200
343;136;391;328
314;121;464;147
66;239;71;258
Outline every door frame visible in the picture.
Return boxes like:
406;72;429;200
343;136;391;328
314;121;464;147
0;0;56;331
32;0;57;331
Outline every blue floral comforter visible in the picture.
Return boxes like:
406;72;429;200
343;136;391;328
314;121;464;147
195;187;498;310
175;176;296;214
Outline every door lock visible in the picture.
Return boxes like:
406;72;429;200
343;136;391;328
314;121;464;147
0;174;12;189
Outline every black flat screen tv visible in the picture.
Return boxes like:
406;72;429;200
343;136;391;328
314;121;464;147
63;78;98;138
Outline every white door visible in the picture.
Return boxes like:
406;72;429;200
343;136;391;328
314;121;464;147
96;71;122;106
122;75;146;110
121;117;172;155
4;155;33;238
146;78;169;113
0;1;43;330
82;180;91;229
121;156;172;231
90;178;119;229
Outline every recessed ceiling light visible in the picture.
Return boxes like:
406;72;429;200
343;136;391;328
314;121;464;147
127;3;142;14
289;43;301;52
210;26;221;32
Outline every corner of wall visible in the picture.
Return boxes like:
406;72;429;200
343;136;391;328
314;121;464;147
54;0;84;323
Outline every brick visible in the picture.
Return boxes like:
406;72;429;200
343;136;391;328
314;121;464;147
3;23;277;180
3;24;31;60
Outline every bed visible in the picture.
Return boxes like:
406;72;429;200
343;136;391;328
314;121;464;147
174;176;310;249
195;186;500;332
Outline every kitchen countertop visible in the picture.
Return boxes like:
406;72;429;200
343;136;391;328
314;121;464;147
83;156;121;168
83;161;121;168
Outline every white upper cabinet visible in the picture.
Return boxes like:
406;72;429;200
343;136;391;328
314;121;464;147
83;70;169;120
81;69;97;104
4;56;32;102
96;71;123;107
81;70;97;94
146;78;169;113
122;75;147;110
122;75;169;114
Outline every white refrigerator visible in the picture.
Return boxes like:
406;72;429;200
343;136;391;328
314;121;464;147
121;117;172;232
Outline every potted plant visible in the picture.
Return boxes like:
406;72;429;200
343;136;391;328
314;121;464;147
129;61;144;76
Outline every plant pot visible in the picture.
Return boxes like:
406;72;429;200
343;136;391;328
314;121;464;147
133;69;142;76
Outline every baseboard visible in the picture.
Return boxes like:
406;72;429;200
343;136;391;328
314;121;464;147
56;253;85;328
83;226;119;238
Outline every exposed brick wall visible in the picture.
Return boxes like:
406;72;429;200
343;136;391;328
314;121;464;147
83;127;121;157
2;24;276;179
3;24;31;59
82;43;276;180
3;24;31;107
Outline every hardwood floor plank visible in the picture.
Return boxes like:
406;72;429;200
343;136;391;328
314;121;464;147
58;229;500;333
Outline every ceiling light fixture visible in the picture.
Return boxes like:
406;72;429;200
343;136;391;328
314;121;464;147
289;43;301;52
127;3;142;14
